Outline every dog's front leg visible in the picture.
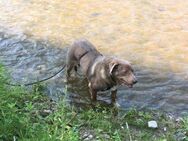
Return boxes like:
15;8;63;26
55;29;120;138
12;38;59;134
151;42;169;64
111;89;120;107
90;89;97;101
88;83;97;101
111;89;117;104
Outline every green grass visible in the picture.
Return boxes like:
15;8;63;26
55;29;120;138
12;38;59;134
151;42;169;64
0;64;187;141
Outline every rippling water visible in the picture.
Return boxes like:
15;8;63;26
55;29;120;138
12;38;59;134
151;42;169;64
0;0;188;116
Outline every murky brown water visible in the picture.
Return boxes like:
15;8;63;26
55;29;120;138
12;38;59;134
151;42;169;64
0;0;188;116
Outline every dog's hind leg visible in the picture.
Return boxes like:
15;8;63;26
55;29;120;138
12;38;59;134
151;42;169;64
66;63;74;77
74;65;77;72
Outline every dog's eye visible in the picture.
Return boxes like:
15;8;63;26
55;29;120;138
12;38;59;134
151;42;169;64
123;70;127;73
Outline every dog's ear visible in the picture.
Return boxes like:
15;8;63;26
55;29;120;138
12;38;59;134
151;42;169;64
109;62;119;75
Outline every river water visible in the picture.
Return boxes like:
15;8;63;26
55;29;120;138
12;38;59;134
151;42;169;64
0;0;188;116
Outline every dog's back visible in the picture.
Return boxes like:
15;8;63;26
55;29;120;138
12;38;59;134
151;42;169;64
71;39;100;60
67;39;102;76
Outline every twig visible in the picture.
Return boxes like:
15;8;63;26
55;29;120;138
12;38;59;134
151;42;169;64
13;136;16;141
66;112;77;126
126;122;132;141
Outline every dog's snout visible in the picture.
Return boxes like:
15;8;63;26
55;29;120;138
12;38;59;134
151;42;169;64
133;79;137;84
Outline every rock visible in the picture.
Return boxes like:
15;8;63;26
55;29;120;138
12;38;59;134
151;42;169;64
40;109;52;117
148;120;158;128
175;117;183;123
91;13;100;17
80;129;95;141
102;134;110;139
43;109;52;114
164;127;167;132
83;133;94;141
115;102;120;107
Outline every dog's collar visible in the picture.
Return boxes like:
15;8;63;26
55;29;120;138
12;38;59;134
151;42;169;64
79;51;89;60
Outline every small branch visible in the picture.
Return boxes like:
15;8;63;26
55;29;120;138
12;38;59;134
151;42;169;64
66;112;77;125
126;122;132;141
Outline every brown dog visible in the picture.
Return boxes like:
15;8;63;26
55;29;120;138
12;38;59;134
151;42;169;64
66;39;137;104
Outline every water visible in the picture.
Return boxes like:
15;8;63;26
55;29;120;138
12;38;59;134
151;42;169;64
0;0;188;116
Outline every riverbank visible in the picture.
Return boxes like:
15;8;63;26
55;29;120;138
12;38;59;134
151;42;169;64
0;65;187;141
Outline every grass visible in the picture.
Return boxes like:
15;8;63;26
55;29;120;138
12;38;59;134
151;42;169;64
0;64;187;141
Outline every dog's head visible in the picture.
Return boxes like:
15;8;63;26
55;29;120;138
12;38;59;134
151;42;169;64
109;59;137;88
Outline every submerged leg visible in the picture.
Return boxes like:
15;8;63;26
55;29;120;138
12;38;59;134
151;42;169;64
66;64;73;77
111;89;117;104
88;83;97;101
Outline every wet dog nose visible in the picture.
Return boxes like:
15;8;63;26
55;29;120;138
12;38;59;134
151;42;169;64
133;79;137;84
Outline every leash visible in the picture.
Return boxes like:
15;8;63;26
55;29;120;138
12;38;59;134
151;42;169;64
5;64;66;86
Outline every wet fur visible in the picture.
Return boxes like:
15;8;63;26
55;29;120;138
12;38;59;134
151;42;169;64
66;39;137;104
